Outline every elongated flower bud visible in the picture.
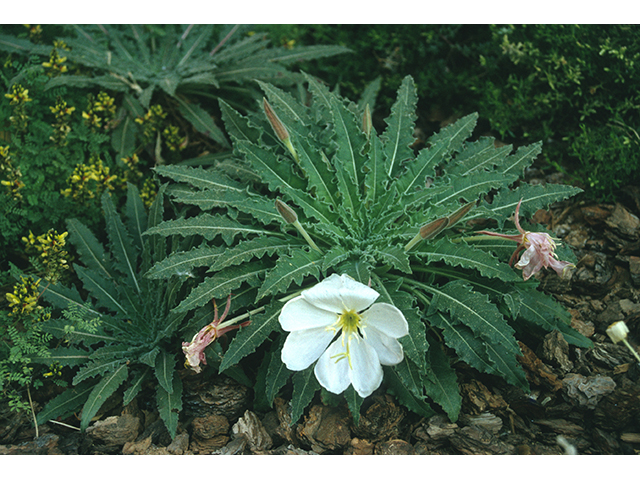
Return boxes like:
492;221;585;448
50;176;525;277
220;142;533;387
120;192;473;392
274;199;322;253
606;320;640;364
405;217;449;252
447;202;474;227
263;98;289;142
263;98;299;162
275;198;298;224
362;104;372;139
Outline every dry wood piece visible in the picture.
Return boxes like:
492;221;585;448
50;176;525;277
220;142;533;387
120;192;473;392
517;342;563;392
298;405;351;453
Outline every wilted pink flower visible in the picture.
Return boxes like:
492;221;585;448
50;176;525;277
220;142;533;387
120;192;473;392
478;199;574;281
182;295;250;373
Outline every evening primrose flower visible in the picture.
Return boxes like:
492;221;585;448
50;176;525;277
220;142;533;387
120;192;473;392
182;295;250;373
279;274;408;398
478;199;574;281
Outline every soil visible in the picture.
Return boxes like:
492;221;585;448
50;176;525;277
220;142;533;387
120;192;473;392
2;173;640;455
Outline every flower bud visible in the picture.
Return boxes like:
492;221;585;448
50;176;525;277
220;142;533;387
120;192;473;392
263;98;289;142
362;104;372;138
420;217;449;240
447;202;474;227
275;199;298;224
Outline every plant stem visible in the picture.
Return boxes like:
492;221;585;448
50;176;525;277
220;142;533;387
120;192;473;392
27;385;38;438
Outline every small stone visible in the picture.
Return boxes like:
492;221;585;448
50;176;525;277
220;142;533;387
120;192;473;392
540;330;574;373
86;414;142;449
347;438;374;455
562;373;616;409
374;439;415;455
604;203;640;240
190;414;230;454
298;405;351;453
0;433;62;455
167;432;190;455
462;413;503;435
231;410;272;452
581;204;612;225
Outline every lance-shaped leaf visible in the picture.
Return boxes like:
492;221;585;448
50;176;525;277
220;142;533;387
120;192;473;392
219;302;282;372
469;182;583;228
154;350;176;395
74;265;129;317
446;136;512;177
431;171;518;207
123;369;149;406
36;380;95;426
211;235;299;271
80;364;128;431
381;75;418;178
145;214;270;245
174;261;268;313
396;113;477;196
385;364;436;419
425;281;522;359
30;347;90;367
219;98;262;144
145;244;225;279
125;183;147;252
175;96;229;148
155;164;246;194
423;337;462;422
258;80;311;137
264;338;292;407
290;367;321;425
157;374;183;440
257;248;323;300
66;218;114;279
416;238;521;281
102;192;140;294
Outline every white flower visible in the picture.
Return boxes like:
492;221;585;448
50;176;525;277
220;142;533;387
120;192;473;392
279;274;409;398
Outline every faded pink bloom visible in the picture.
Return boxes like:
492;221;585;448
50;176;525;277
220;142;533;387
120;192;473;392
182;295;250;373
478;199;574;281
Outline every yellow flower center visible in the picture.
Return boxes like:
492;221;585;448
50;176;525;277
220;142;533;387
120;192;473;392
327;309;364;369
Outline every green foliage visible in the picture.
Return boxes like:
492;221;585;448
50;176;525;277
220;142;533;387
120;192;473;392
263;25;640;201
148;75;586;420
31;186;191;438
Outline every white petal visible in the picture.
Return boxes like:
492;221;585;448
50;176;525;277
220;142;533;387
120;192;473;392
364;326;404;366
279;296;338;332
302;274;379;314
314;339;351;395
281;327;335;371
348;337;384;397
361;303;408;338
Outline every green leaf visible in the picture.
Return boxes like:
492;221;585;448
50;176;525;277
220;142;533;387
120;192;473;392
290;368;321;425
416;238;521;281
344;386;364;425
211;236;298;271
219;99;262;144
74;265;129;317
363;131;387;208
396;113;477;196
146;214;270;245
385;364;435;419
66;218;114;279
80;364;128;431
381;75;418;178
374;245;411;274
423;337;462;422
125;183;147;252
264;337;292;407
219;302;282;372
30;347;89;367
155;164;246;193
154;350;176;395
36;380;95;425
145;244;225;279
102;191;140;294
257;248;323;300
175;97;229;148
73;359;126;386
111;114;137;159
157;374;183;440
446;136;512;177
472;182;583;228
174;262;268;313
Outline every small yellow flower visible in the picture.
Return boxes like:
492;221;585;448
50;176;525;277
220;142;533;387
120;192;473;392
6;277;41;315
